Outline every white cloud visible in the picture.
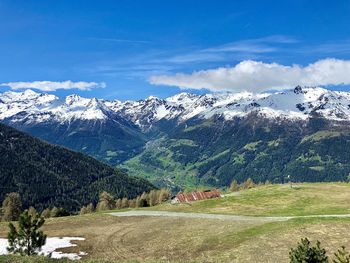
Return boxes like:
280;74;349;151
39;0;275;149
0;80;106;92
149;58;350;93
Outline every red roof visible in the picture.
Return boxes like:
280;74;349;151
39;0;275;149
175;189;221;203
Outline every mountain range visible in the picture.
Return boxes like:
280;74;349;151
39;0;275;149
1;86;350;190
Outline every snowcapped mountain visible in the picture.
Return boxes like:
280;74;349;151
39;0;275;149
1;86;350;130
0;89;147;165
0;90;114;123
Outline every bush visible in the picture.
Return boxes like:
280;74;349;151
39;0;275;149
333;246;350;263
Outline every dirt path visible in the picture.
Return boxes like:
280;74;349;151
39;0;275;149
109;210;291;222
109;210;350;222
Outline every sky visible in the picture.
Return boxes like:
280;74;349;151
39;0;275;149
1;0;350;100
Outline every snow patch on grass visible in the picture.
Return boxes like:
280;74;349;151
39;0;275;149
0;237;85;260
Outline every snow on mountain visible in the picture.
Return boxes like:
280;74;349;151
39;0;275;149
197;86;350;121
1;87;350;128
55;95;110;120
0;90;112;123
0;90;58;120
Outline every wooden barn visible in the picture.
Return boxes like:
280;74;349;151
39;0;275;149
171;189;221;203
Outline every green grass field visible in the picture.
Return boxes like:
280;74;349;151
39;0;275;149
2;183;350;262
151;182;350;216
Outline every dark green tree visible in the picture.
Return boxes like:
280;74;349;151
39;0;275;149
333;246;350;263
289;238;328;263
7;210;47;256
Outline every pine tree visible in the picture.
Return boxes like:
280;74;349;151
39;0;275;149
27;206;37;218
79;206;88;215
96;191;115;211
7;210;46;256
229;180;239;192
289;238;328;263
241;178;254;190
115;199;122;209
41;208;51;218
158;189;170;203
128;199;136;208
121;197;129;208
50;207;59;217
135;196;142;208
2;192;22;221
148;190;159;206
86;203;94;213
139;192;149;207
80;203;95;215
333;246;350;263
50;207;69;217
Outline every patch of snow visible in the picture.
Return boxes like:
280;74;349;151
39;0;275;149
154;104;170;119
0;237;86;260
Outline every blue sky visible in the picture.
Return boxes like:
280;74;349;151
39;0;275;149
1;0;350;100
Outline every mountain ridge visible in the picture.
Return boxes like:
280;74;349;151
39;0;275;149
2;86;350;130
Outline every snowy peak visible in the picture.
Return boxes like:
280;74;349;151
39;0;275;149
204;86;350;121
0;90;111;122
166;92;200;104
1;87;350;128
0;90;58;120
1;89;56;103
65;94;85;106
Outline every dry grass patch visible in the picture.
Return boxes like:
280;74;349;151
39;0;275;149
0;214;262;262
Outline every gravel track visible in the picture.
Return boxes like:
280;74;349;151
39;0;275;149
109;210;350;222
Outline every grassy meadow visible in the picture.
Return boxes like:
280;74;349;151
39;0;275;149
2;183;350;262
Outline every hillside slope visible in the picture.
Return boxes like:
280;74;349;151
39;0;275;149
0;123;154;212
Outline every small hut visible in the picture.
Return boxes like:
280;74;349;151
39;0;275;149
171;189;221;204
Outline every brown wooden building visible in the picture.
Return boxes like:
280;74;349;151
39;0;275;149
171;189;221;203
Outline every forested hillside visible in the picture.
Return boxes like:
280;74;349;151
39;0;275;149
0;123;155;212
123;115;350;190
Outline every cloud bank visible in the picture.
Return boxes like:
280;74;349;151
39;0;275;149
0;81;106;92
149;58;350;93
